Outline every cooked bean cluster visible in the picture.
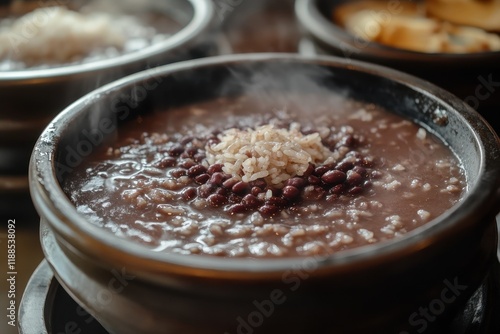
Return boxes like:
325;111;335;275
153;131;376;217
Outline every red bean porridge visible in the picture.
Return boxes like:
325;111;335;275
63;94;466;258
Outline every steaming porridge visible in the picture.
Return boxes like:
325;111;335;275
0;5;179;70
63;94;466;258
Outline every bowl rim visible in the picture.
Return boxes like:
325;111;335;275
0;0;214;82
29;53;500;278
295;0;500;63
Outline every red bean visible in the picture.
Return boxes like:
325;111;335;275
346;171;363;186
241;194;260;208
156;157;176;168
186;147;198;157
307;175;321;185
266;196;287;207
314;165;330;176
329;184;345;195
258;205;280;217
286;177;306;189
215;187;229;196
194;173;210;184
249;179;266;189
180;159;196;169
193;153;206;162
181;187;197;201
303;164;315;177
207;164;223;174
188;165;207;177
340;134;356;147
170;168;186;178
198;184;214;198
228;194;242;204
232;181;249;194
207;194;227;207
352;166;366;177
208;172;225;186
321;170;347;184
336;161;354;172
348;186;363;195
251;187;262;196
282;186;300;200
228;204;247;214
222;178;238;189
168;144;184;156
323;136;336;149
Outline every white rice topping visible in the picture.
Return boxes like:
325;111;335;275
206;124;334;185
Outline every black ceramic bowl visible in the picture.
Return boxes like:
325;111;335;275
30;54;500;334
295;0;500;131
0;0;215;210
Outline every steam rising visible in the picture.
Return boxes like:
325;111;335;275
221;60;350;118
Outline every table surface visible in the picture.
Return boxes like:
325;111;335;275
1;1;499;334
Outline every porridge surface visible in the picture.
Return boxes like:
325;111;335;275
63;94;466;258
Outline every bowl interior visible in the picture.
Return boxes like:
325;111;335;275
33;55;500;275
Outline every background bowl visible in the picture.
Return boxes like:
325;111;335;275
30;54;500;333
295;0;500;132
0;0;215;216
